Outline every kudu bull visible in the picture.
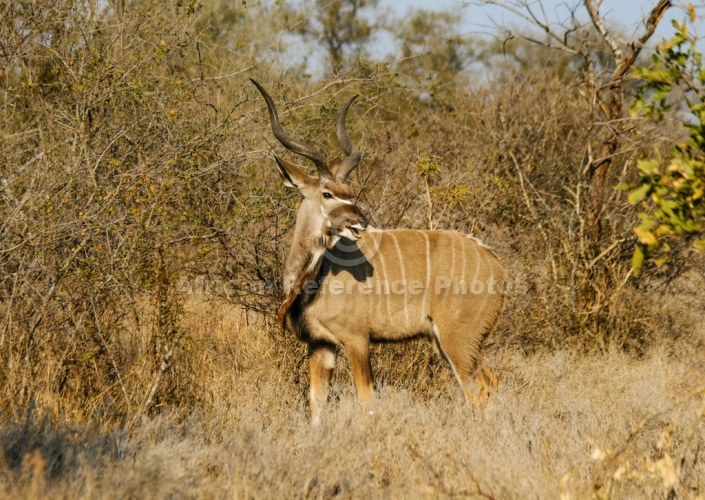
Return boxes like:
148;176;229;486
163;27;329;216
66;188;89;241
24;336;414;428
251;79;506;423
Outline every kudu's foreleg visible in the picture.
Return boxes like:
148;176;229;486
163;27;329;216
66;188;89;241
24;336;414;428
343;338;374;406
308;343;336;425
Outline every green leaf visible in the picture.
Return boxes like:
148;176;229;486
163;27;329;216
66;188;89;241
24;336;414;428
637;159;660;175
652;89;670;102
630;96;645;117
628;183;651;204
638;212;655;230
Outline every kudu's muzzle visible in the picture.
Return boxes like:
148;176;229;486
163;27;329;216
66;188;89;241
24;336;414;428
326;205;368;241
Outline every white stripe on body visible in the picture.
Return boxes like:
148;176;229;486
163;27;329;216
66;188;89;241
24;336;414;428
390;233;410;327
473;243;491;337
421;232;431;323
470;238;481;289
460;236;467;296
375;236;393;323
447;234;455;302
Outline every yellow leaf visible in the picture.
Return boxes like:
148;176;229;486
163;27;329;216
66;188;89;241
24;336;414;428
655;256;669;267
632;245;646;276
695;238;705;253
634;227;658;246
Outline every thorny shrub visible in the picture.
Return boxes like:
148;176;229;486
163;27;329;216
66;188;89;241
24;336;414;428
0;0;285;423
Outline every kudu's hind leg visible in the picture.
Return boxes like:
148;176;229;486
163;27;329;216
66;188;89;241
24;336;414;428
479;366;498;393
434;321;496;404
309;343;337;425
472;362;498;401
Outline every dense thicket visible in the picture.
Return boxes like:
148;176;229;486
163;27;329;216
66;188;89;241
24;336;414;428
1;0;702;427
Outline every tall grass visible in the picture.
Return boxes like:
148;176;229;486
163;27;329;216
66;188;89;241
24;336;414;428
1;299;703;498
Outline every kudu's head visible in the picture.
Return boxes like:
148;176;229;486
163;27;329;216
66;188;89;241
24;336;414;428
251;79;368;245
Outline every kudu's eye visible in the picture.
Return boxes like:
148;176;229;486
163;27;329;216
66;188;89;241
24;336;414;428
322;192;333;200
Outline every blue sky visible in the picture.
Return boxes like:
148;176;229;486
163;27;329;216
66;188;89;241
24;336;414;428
381;0;705;49
386;0;700;41
284;0;701;77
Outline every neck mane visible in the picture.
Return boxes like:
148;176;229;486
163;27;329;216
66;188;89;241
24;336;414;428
277;213;334;332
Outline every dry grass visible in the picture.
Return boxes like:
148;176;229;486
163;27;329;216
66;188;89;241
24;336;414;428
1;298;703;499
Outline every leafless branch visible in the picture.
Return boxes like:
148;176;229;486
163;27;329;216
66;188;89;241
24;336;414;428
584;0;623;58
611;0;672;84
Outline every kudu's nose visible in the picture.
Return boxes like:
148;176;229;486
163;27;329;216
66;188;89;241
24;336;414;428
358;217;368;229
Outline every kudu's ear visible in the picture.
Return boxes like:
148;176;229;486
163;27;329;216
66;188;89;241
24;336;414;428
274;153;317;189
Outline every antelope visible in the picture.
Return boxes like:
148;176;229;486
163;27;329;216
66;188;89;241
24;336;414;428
251;79;506;424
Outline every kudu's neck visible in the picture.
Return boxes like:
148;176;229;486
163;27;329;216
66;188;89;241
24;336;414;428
282;204;328;295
